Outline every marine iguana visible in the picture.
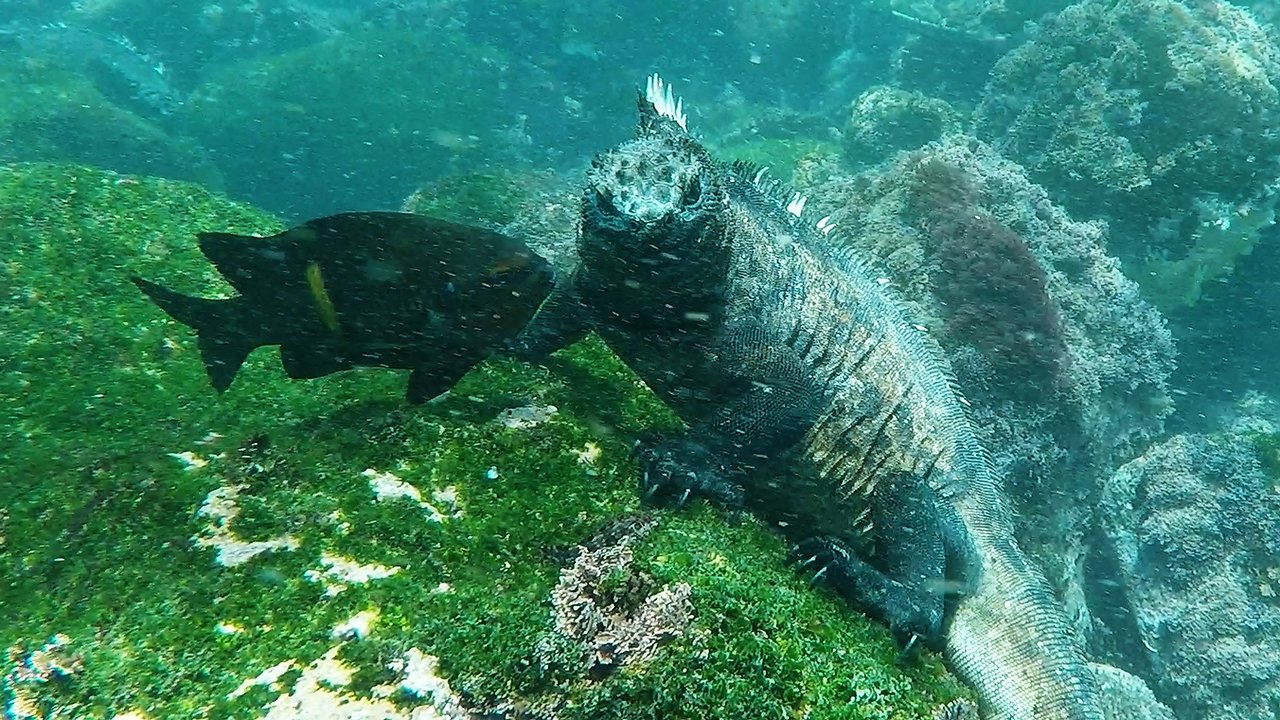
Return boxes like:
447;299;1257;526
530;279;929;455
515;75;1105;720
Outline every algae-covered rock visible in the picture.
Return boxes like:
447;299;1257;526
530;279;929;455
698;101;839;186
402;171;538;229
183;28;513;220
0;163;967;718
0;60;221;187
793;137;1175;654
843;86;963;167
1098;427;1280;720
975;0;1280;303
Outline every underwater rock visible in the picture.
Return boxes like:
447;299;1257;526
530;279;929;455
1098;428;1280;720
0;20;182;117
0;60;221;187
184;27;512;219
402;169;583;280
0;163;967;718
823;1;1046;104
907;155;1069;398
795;135;1176;646
699;99;839;186
1088;663;1177;720
975;0;1280;308
843;86;963;168
860;0;1070;42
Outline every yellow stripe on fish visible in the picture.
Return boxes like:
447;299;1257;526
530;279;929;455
305;261;341;334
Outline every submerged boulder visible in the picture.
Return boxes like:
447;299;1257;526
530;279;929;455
183;28;514;220
1098;422;1280;720
976;0;1280;310
0;60;221;187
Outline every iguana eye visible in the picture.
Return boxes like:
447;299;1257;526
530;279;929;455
681;178;702;207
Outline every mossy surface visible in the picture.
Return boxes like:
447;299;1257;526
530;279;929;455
0;58;221;187
1248;430;1280;481
403;171;543;228
712;137;841;185
183;27;511;219
1;163;966;719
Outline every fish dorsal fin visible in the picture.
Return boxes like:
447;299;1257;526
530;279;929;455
638;73;688;136
198;230;301;296
198;231;262;293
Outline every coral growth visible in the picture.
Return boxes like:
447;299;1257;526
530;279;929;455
976;0;1280;299
907;158;1068;398
1098;429;1280;720
844;87;962;167
546;515;694;679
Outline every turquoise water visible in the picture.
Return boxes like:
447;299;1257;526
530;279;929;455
1;2;1278;719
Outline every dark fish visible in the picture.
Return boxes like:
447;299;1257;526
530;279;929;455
132;211;554;403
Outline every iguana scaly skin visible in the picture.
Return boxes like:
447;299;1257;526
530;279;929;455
518;75;1104;720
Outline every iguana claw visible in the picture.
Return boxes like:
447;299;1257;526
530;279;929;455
632;435;745;508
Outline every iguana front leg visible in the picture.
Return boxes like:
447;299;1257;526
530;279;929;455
789;535;945;650
633;318;828;507
507;272;592;362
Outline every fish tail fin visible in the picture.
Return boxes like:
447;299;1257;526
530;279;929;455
131;277;258;392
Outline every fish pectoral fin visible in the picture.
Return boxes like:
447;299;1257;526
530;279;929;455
405;361;473;404
279;344;349;380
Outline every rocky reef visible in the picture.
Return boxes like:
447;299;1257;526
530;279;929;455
181;27;516;220
976;0;1280;312
796;135;1176;649
0;56;220;188
0;163;968;719
843;86;962;168
1097;415;1280;720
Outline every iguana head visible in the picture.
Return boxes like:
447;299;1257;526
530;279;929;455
578;75;729;287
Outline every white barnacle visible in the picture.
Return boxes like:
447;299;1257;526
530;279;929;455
786;193;807;217
168;450;207;470
645;73;687;130
816;215;836;235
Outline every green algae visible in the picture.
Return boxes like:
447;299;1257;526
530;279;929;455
1;163;966;719
183;27;511;218
712;137;840;185
0;59;222;187
402;171;536;228
1248;430;1280;481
